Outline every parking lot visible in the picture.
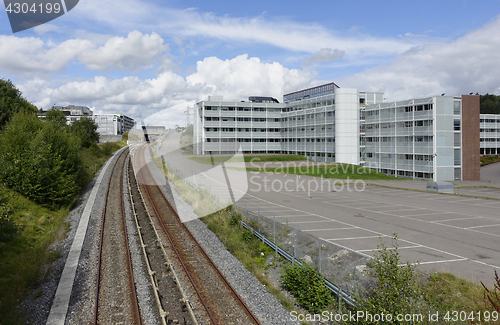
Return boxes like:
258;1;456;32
238;174;500;284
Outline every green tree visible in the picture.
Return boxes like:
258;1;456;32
71;117;100;148
0;113;84;207
45;108;68;127
0;79;38;129
480;93;500;114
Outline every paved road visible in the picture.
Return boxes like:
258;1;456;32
155;133;500;284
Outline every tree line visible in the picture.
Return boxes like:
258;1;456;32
0;79;100;229
480;93;500;114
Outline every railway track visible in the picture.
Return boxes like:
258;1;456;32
94;148;142;324
132;143;261;325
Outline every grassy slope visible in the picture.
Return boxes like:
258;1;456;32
0;141;125;324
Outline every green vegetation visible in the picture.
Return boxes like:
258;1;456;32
0;113;84;207
0;79;37;130
348;235;422;324
281;263;332;314
481;155;500;166
0;78;126;323
201;209;299;315
482;271;500;313
246;164;400;180
480;94;500;115
189;154;308;164
70;117;100;148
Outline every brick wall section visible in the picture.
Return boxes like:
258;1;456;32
461;95;480;181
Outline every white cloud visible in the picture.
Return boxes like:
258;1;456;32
303;48;345;67
0;31;169;75
79;31;169;71
186;54;315;101
339;16;500;100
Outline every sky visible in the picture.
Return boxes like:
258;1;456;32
1;0;500;127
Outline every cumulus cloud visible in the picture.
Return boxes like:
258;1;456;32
186;54;315;101
303;48;345;67
0;31;169;75
79;31;169;71
339;16;500;100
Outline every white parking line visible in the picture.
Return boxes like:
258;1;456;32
417;258;468;265
385;211;453;217
467;224;500;229
430;216;484;223
357;245;423;252
328;235;387;241
304;227;358;232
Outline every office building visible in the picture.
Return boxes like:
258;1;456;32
193;83;480;181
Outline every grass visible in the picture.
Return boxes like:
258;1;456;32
423;272;500;324
188;154;309;164
481;155;500;166
0;140;126;324
246;163;401;180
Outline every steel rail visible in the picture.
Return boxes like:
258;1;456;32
126;152;168;325
130;145;198;325
94;148;141;325
137;144;261;325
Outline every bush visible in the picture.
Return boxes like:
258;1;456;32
348;234;422;324
0;113;84;207
281;263;332;314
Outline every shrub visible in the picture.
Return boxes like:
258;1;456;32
348;234;422;324
281;263;332;313
0;113;84;207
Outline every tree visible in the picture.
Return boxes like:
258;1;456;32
0;79;37;129
71;117;100;148
45;108;68;127
480;93;500;114
0;113;84;207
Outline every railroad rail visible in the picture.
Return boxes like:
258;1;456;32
94;148;142;324
134;143;261;325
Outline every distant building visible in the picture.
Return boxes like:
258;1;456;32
93;114;135;135
38;105;93;124
37;105;135;136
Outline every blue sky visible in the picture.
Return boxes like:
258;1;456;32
1;0;500;126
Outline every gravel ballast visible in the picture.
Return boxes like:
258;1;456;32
143;146;298;325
